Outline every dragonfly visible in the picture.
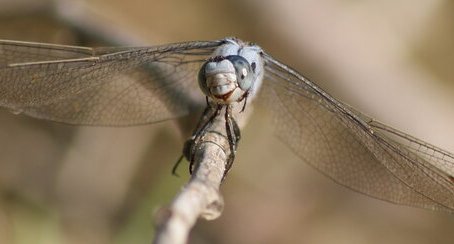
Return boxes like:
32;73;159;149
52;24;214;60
0;37;453;212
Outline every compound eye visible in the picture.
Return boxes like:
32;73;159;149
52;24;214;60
225;55;254;90
240;67;247;80
197;62;210;96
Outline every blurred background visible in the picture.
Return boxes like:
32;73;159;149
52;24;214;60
0;0;454;243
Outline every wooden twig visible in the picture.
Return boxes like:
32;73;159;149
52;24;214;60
153;115;231;244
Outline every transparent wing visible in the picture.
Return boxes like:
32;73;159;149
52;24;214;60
0;39;224;125
262;53;454;212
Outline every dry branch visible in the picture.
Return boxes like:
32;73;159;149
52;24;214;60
153;115;231;244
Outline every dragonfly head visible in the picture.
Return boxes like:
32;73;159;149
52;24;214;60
198;39;264;104
198;55;254;104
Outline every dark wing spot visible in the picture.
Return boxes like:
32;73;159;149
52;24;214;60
251;62;256;72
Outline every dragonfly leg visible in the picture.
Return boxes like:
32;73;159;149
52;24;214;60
185;103;222;174
223;105;241;179
171;154;185;176
239;91;249;113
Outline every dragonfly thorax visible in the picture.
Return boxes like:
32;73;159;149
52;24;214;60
198;55;254;104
